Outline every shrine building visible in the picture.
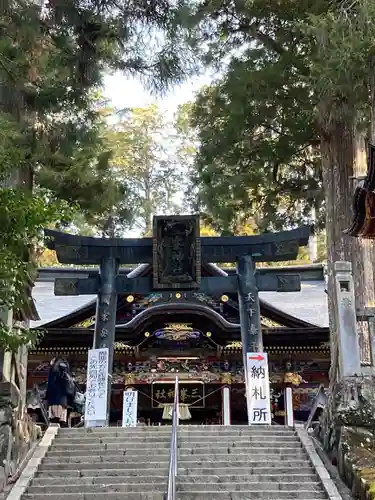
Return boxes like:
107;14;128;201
27;263;330;425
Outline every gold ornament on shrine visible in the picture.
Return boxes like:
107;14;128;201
124;373;136;385
221;373;232;385
283;372;304;386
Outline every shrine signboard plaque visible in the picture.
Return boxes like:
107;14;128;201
151;382;204;408
153;215;201;290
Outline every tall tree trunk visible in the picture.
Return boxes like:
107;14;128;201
320;99;375;379
352;130;375;308
309;207;318;262
143;176;153;235
319;100;355;382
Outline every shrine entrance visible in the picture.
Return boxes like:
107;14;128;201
44;214;312;425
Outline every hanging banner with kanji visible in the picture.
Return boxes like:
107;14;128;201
122;390;138;427
246;352;271;425
84;348;109;428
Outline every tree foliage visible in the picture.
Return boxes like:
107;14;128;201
181;0;329;233
101;105;185;236
184;0;375;231
0;0;195;349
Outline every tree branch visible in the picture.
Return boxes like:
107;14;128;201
237;23;285;55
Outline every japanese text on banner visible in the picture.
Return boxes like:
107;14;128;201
84;348;109;425
122;390;138;427
246;352;271;425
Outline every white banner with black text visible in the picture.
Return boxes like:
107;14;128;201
246;352;271;425
84;348;109;428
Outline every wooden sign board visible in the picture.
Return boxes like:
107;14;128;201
152;215;201;290
151;382;204;408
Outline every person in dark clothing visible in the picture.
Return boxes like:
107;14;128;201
46;358;76;427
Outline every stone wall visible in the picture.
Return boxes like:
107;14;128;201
0;381;41;492
318;375;375;456
317;375;375;499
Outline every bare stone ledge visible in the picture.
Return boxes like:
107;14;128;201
296;426;343;500
5;425;59;500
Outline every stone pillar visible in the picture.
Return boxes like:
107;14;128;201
221;385;231;425
93;257;119;425
369;316;375;369
333;261;361;377
236;255;263;357
237;256;262;426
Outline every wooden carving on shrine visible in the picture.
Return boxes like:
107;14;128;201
153;215;201;289
154;323;200;341
345;143;375;238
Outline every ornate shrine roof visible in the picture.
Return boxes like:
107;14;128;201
31;265;328;328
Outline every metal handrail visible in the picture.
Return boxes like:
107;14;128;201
166;377;179;500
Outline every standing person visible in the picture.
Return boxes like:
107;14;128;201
46;358;75;428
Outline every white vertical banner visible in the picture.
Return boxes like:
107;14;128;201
122;390;138;427
285;387;294;427
222;386;231;426
85;348;109;428
246;352;272;425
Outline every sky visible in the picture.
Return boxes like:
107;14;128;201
103;71;212;117
102;71;213;237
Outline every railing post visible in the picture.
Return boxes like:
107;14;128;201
175;376;179;427
167;376;179;500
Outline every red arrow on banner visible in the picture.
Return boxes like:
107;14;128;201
248;355;264;361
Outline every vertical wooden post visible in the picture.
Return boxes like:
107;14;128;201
93;256;119;425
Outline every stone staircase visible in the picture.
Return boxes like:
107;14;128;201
19;425;338;500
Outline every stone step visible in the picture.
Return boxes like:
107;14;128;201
27;482;324;495
178;494;327;500
51;437;300;448
35;467;168;478
47;445;306;456
39;459;311;470
57;425;292;432
31;476;167;486
31;473;318;487
39;461;169;471
51;435;299;449
27;485;166;494
180;466;317;476
177;482;323;492
36;466;316;478
20;425;330;500
46;445;304;457
56;427;296;440
178;457;312;466
55;429;296;439
43;451;307;463
22;495;327;500
23;494;165;500
179;474;319;483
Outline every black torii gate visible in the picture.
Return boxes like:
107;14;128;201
45;215;311;421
